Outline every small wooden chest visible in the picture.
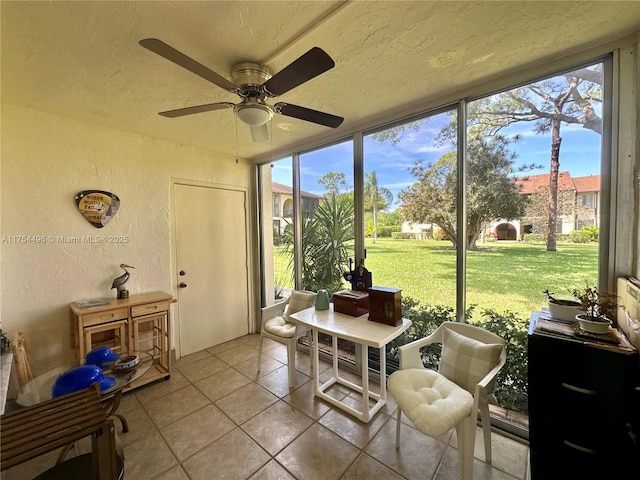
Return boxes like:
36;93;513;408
333;290;369;317
368;286;402;326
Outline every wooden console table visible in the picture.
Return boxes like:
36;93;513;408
70;291;173;391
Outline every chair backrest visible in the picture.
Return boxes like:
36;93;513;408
11;331;34;387
282;290;317;320
435;322;505;395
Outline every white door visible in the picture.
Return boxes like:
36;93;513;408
174;183;250;356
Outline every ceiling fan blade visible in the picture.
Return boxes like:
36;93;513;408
140;38;238;93
263;47;335;96
250;124;269;142
159;102;234;118
274;102;344;128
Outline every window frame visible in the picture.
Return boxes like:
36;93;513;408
256;48;629;441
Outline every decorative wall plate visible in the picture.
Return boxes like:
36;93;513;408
75;190;120;228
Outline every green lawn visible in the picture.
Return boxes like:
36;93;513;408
275;238;599;319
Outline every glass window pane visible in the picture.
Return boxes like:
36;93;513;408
267;157;295;302
299;141;355;292
300;141;355;361
465;61;604;432
364;111;458;371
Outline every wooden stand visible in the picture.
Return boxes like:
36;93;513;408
1;384;120;480
70;291;174;391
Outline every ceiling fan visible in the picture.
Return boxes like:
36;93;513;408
139;38;344;142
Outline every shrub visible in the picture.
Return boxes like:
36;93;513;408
377;225;395;237
522;233;545;243
583;226;599;241
391;232;416;240
469;309;529;414
570;226;598;243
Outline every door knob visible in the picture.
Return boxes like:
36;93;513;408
179;282;188;288
179;270;186;276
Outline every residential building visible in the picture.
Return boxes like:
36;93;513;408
271;182;322;237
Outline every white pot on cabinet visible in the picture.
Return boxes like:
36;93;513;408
576;314;613;334
548;300;584;322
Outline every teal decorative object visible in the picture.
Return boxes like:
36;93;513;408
315;289;330;310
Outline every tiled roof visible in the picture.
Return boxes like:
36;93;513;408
272;182;323;199
572;175;600;193
514;172;600;194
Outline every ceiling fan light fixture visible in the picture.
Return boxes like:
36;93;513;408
235;104;274;126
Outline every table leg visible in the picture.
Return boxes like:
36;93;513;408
55;443;75;464
379;345;387;404
312;329;320;395
362;345;370;423
332;335;339;379
101;391;128;433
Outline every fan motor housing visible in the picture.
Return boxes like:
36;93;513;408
231;63;271;89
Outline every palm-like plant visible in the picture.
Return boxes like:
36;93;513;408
364;171;393;244
284;193;354;293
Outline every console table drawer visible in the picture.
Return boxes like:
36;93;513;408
82;308;129;327
131;302;168;317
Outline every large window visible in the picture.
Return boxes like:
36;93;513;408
259;55;613;440
363;110;458;309
299;141;354;293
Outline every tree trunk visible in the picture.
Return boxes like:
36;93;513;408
372;203;377;244
547;119;562;252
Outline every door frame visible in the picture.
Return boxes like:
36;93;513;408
170;178;257;360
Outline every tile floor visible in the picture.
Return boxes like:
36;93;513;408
3;334;531;480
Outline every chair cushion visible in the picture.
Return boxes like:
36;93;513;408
388;368;473;437
263;316;297;338
283;290;317;322
439;327;502;393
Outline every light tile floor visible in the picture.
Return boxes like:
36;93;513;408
3;334;531;480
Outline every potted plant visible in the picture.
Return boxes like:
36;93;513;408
571;284;620;334
543;289;584;322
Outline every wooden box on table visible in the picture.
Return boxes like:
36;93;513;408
332;290;369;317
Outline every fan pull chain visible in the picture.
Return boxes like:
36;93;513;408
235;115;239;164
270;121;273;163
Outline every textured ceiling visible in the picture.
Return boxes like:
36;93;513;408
2;1;639;161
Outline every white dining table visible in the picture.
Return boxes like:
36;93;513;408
289;304;411;423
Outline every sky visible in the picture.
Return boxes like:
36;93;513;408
272;73;603;210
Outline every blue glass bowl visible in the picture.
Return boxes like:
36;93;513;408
85;346;120;366
52;365;116;397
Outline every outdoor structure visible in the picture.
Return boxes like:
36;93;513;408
515;172;600;236
400;221;434;239
271;182;322;237
401;172;601;241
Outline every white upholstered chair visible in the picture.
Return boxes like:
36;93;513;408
388;321;506;480
257;290;317;388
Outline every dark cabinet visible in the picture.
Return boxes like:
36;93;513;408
528;314;639;479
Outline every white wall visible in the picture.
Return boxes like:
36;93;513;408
0;104;253;378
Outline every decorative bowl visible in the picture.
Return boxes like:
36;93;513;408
112;354;141;373
52;365;116;397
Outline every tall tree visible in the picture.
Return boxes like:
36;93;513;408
399;135;528;250
455;66;603;251
285;192;354;293
318;172;347;196
364;171;393;244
